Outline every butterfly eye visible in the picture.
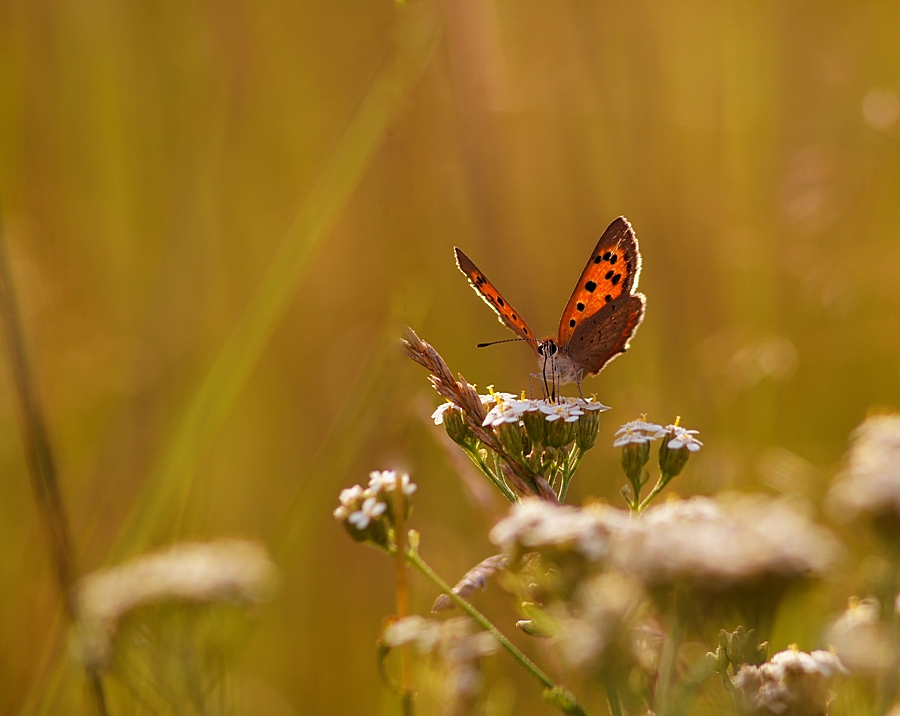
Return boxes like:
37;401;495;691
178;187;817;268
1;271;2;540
538;341;558;357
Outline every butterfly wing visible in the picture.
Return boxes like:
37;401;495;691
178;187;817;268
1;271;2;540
565;294;645;376
454;247;538;349
556;217;643;346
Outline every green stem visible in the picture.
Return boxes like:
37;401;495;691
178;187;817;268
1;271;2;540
467;448;517;503
406;549;557;691
654;600;681;716
557;447;584;503
606;684;625;716
637;471;672;513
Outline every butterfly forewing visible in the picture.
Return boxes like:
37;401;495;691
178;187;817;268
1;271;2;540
454;247;538;348
556;217;643;346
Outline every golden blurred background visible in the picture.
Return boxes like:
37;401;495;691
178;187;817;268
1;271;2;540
1;0;899;713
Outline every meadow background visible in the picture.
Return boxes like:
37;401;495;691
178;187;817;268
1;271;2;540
1;1;899;713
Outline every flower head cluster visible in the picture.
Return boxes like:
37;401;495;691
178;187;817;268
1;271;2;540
384;616;498;709
74;539;277;669
615;418;703;507
489;498;621;563
731;648;847;716
552;572;647;677
433;391;610;499
828;414;900;526
334;470;417;547
613;495;841;607
825;597;899;675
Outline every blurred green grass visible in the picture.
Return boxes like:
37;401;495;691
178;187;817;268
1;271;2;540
1;0;899;713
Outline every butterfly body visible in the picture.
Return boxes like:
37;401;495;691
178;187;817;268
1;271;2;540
455;216;646;395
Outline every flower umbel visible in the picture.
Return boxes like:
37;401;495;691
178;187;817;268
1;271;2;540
731;648;847;716
335;471;418;548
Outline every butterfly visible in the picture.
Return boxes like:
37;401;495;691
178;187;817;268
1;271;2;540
454;216;646;397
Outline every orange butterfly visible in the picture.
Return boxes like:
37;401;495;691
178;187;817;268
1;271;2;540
455;216;646;397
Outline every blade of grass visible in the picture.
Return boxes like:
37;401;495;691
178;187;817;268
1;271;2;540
108;5;440;560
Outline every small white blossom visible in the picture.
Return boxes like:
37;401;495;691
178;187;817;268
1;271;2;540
482;400;530;427
432;402;457;425
539;401;584;423
613;420;664;447
348;497;387;530
480;391;517;406
577;398;611;412
338;485;365;506
368;470;417;496
665;426;703;452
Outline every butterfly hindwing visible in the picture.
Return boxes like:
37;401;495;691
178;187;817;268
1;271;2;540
454;247;538;348
557;217;643;346
566;294;646;376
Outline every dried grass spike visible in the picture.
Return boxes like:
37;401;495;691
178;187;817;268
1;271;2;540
432;554;509;612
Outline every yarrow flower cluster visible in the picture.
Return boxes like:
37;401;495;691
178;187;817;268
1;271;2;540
614;417;703;509
827;414;900;527
431;390;611;502
731;648;847;716
334;470;417;547
432;392;609;429
384;616;499;709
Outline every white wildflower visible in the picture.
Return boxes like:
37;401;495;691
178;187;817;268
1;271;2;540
338;484;365;506
826;597;899;674
827;414;900;521
348;497;387;530
74;539;277;669
490;498;620;562
732;648;847;715
384;616;498;705
539;401;584;423
665;425;703;452
432;402;457;425
368;470;417;496
553;572;644;672
613;495;841;591
613;420;665;447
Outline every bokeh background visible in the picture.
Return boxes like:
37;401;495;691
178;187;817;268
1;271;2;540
1;0;899;713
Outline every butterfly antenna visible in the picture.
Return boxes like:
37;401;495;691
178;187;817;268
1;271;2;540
476;337;537;349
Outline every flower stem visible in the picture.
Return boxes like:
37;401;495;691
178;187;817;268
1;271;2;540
392;484;415;714
405;548;566;696
468;449;518;503
557;447;584;503
637;471;671;513
606;684;625;716
0;217;108;716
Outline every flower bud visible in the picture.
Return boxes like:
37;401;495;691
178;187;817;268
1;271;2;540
576;408;602;451
546;417;577;448
658;436;691;479
621;441;651;485
496;421;526;461
522;409;547;447
443;405;473;446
